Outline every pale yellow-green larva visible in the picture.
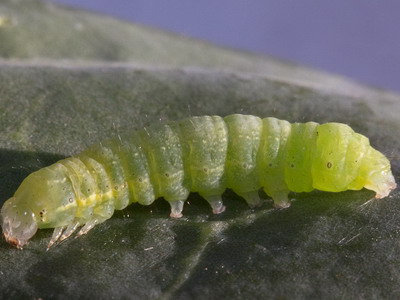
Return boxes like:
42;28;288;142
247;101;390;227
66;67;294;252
1;115;396;249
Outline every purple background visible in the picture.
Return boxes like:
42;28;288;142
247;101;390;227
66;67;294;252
48;0;400;92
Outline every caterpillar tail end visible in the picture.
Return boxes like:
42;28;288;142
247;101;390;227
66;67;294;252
362;148;397;199
370;172;397;199
363;163;397;199
1;197;38;249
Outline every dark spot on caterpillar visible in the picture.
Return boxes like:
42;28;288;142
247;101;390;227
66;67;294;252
165;173;170;177
291;164;295;168
268;163;273;167
242;163;247;169
327;162;332;168
203;168;208;173
114;186;118;190
87;189;91;192
138;178;143;182
39;209;46;218
68;198;73;203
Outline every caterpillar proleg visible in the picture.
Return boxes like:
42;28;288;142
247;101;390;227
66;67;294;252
1;115;396;249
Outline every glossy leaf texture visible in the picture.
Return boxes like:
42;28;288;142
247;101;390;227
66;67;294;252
0;1;399;299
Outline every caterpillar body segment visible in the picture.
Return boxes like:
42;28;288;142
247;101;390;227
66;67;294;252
1;114;396;249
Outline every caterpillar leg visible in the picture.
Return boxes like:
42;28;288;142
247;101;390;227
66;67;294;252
59;221;80;242
47;221;80;250
271;191;291;208
203;195;226;214
169;200;185;218
76;219;100;238
47;219;102;249
47;226;66;250
238;191;263;208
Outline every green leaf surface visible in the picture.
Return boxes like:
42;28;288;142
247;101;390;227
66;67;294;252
0;1;399;299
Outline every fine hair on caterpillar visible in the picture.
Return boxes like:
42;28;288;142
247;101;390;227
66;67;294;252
1;114;397;249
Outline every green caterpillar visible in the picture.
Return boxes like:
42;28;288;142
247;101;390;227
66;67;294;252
1;114;396;249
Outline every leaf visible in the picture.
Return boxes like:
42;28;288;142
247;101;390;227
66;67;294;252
0;1;399;299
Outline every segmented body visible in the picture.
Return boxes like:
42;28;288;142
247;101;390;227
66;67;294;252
1;114;396;249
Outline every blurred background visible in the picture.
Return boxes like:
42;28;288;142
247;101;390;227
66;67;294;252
48;0;399;92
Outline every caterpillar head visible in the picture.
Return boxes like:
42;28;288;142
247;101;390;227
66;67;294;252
1;197;37;249
363;148;397;199
1;164;77;249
